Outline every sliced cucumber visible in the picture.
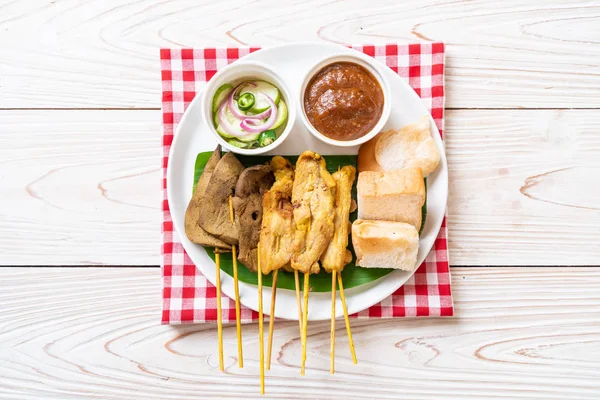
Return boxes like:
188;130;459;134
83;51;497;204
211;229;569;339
213;111;219;128
216;122;261;143
216;105;244;139
216;113;261;142
212;84;233;113
237;131;261;142
216;123;236;139
222;102;240;124
271;99;288;130
274;124;285;137
227;138;256;149
239;80;280;113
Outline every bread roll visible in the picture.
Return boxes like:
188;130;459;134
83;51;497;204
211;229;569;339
357;168;425;230
356;132;384;173
352;219;419;271
357;115;440;177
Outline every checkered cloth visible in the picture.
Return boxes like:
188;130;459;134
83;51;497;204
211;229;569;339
161;43;452;324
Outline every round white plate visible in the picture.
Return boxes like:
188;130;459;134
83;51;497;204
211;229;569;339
167;42;448;321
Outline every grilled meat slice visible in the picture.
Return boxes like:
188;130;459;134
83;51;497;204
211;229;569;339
320;165;356;273
290;151;336;274
184;146;231;249
235;165;275;198
198;152;244;245
233;165;275;272
259;156;295;275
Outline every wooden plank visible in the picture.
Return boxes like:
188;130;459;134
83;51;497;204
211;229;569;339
0;110;161;265
0;267;599;399
0;0;598;109
1;108;599;266
446;109;600;265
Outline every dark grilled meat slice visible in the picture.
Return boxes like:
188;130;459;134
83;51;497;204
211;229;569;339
233;165;275;272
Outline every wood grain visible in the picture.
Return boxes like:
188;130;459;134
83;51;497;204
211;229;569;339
1;2;598;399
0;110;161;265
445;109;600;265
0;0;598;109
2;109;598;266
1;267;599;400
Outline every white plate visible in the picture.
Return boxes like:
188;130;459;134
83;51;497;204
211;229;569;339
167;42;448;321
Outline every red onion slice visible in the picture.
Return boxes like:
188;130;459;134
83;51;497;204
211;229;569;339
239;94;278;133
229;97;271;120
247;107;272;120
217;101;243;137
233;81;257;97
228;89;249;119
227;82;262;119
217;100;262;140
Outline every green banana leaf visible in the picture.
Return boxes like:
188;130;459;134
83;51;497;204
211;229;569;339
192;152;426;292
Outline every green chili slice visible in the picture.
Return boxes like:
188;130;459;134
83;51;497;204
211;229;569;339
237;93;255;111
258;130;277;147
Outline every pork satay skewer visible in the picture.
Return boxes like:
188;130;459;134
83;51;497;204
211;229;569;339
259;156;295;370
231;164;276;374
228;195;243;368
184;145;229;371
192;150;243;372
321;165;358;373
290;151;336;375
215;251;224;371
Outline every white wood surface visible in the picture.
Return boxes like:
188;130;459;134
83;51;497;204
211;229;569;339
0;0;598;109
0;110;160;265
1;109;598;265
1;267;599;400
1;1;599;398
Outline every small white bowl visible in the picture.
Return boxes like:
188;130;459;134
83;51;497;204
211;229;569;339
299;53;392;147
201;61;295;155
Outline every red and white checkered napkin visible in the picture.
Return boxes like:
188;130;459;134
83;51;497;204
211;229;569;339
161;43;453;324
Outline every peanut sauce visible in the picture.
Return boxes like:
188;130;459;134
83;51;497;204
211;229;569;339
304;62;384;141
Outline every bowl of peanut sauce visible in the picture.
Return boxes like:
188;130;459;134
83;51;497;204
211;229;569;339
300;53;391;147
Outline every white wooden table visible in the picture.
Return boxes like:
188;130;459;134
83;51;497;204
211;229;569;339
1;1;599;399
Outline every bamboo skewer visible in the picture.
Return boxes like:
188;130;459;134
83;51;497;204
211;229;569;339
330;270;337;374
266;269;278;370
232;245;243;367
337;274;357;364
228;195;243;368
215;252;224;371
294;270;303;333
300;272;310;375
257;245;265;394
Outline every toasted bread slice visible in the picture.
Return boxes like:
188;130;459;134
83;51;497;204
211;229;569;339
352;219;419;271
357;168;425;230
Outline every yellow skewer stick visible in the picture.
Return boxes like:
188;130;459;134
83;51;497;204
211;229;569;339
215;251;224;371
294;270;303;333
301;272;310;375
257;245;265;394
267;269;278;370
330;269;336;374
228;195;243;368
337;274;357;364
